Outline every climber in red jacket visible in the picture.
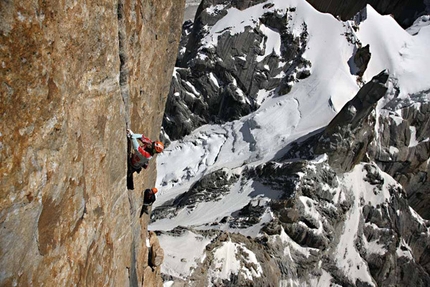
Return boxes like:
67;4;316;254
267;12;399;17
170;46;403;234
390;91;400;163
127;129;164;173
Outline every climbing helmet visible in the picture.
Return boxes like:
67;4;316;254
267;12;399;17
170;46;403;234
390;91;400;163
153;141;164;153
151;187;158;194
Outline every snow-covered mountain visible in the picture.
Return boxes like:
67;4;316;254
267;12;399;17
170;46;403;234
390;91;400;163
153;0;430;286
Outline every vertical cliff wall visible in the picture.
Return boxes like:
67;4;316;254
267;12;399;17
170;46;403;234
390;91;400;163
0;0;184;286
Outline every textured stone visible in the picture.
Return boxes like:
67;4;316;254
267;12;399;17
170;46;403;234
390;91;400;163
314;70;389;172
305;0;427;28
163;3;311;140
149;231;164;267
353;44;371;77
0;0;184;286
369;92;430;219
154;158;430;286
283;69;429;219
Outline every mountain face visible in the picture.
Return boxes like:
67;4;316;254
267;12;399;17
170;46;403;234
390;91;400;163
163;0;311;141
0;1;184;286
154;0;430;286
306;0;429;28
163;0;428;142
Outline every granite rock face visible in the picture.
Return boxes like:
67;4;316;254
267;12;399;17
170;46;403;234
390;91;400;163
314;70;389;172
286;70;430;219
163;1;311;141
0;0;184;286
153;67;430;285
370;90;430;219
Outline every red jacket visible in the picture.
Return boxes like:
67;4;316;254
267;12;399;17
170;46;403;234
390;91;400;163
130;135;154;169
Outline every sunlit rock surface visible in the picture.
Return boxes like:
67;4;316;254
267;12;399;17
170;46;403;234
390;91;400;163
0;0;184;286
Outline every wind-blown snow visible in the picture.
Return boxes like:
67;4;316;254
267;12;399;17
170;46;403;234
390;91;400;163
408;126;419;147
238;244;263;279
158;14;350;223
277;227;319;258
212;240;241;279
155;0;430;232
151;178;282;232
209;72;220;88
156;0;430;227
155;97;301;209
364;239;387;256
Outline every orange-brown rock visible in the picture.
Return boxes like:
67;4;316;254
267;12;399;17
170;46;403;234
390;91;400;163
0;0;184;286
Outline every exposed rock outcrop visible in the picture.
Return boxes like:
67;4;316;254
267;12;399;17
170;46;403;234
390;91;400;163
286;69;430;219
353;44;371;78
306;0;428;28
154;65;430;285
370;90;430;219
163;1;311;140
285;70;389;173
155;159;430;286
0;0;184;286
314;70;389;172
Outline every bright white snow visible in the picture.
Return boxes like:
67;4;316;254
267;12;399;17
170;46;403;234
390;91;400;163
158;230;213;279
212;239;241;279
257;24;282;61
209;239;263;281
333;164;402;286
154;0;430;239
153;0;430;284
357;6;430;98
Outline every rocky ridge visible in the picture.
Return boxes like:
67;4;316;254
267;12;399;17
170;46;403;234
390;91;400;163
154;69;430;287
0;0;184;286
154;1;430;286
163;0;311;141
306;0;429;28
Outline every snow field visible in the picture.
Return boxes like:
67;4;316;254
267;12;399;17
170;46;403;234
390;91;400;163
209;239;263;281
155;0;430;260
358;6;430;98
159;231;263;283
151;178;282;233
154;0;430;284
277;227;319;258
158;230;213;279
333;163;402;286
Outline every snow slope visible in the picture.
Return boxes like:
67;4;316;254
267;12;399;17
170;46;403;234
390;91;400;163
158;230;213;279
153;0;430;285
332;164;399;286
358;7;430;97
155;0;430;212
